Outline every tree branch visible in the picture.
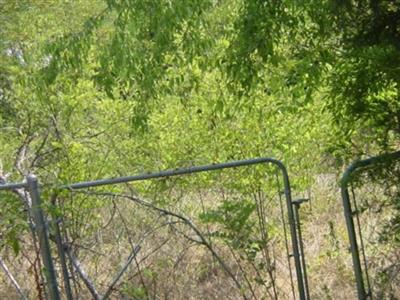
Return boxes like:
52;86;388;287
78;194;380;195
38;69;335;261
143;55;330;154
102;245;141;300
74;190;246;299
0;256;27;300
65;245;101;300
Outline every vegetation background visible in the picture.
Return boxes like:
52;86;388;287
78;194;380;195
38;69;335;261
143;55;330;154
0;0;399;299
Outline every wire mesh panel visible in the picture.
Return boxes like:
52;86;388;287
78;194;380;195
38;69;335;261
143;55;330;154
341;152;400;299
54;159;307;299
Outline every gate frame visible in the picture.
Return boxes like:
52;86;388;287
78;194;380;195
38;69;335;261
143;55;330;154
340;150;400;300
63;157;309;300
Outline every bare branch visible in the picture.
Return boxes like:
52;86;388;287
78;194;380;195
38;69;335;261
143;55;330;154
102;245;141;300
74;190;246;299
14;134;36;176
65;245;101;300
30;126;51;169
0;256;28;300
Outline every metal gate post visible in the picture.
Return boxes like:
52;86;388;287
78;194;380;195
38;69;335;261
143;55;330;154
279;164;307;300
340;184;366;300
27;175;60;300
293;199;310;300
53;217;74;300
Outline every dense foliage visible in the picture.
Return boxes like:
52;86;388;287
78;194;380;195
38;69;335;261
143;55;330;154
0;0;399;298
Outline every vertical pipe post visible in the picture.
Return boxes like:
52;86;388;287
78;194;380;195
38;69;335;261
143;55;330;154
278;163;307;300
27;175;60;300
51;194;74;300
293;200;310;299
54;219;74;300
341;186;366;300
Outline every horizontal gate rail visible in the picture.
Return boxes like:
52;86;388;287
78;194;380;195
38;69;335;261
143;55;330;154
64;158;289;189
0;181;27;190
